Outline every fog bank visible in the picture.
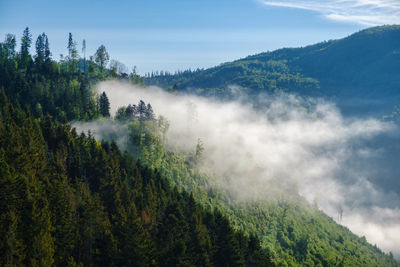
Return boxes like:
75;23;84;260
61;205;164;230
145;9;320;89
75;81;400;258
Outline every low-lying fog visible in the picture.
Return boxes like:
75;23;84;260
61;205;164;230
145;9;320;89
74;81;400;259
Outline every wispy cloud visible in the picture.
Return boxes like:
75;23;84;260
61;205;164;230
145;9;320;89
260;0;400;25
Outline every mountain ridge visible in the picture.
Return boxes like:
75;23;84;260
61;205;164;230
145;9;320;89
146;25;400;114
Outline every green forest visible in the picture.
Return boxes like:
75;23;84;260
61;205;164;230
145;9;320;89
0;28;398;266
145;25;400;115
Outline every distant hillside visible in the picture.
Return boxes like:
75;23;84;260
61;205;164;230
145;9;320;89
146;25;400;114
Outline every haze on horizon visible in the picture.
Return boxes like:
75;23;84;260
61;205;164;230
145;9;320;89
2;0;398;74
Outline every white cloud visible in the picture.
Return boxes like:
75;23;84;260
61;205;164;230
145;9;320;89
260;0;400;25
75;81;400;258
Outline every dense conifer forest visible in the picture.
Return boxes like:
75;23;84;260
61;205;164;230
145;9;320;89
0;28;398;266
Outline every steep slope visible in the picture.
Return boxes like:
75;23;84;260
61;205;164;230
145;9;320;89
0;30;272;266
146;25;400;114
1;28;398;266
0;88;271;266
77;113;398;266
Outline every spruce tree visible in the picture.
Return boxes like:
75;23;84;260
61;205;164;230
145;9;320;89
145;103;155;121
67;33;78;60
44;34;51;63
99;92;110;117
125;104;136;119
137;100;147;122
20;27;32;67
35;33;45;65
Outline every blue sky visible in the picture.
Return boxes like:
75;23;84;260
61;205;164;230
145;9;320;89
1;0;398;74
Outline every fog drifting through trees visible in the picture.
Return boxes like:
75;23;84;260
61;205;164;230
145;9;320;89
75;80;400;258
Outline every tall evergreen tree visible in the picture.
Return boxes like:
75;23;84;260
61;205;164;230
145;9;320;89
145;103;155;121
44;34;51;62
35;33;45;65
20;27;32;67
67;32;78;60
99;92;110;117
126;104;136;119
137;100;147;122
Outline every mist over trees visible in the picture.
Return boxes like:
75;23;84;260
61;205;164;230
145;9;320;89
145;25;400;116
115;100;155;122
89;82;399;266
0;91;275;266
0;27;399;266
99;91;111;117
0;27;275;267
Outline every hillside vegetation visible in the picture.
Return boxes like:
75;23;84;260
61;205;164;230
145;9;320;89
0;27;398;266
0;28;272;267
96;109;397;266
146;25;400;114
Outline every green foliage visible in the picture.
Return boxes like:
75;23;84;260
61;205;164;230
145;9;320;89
0;92;273;266
0;29;147;122
94;44;110;73
20;27;32;68
116;112;398;267
99;91;110;117
0;30;100;121
115;100;155;123
67;32;79;61
146;25;400;109
4;34;16;58
1;26;399;266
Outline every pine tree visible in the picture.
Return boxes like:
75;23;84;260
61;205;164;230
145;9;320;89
115;106;127;121
20;27;32;68
0;211;25;266
115;203;152;266
137;100;147;122
35;33;45;65
125;104;136;119
99;92;110;117
67;33;78;60
212;210;245;267
145;103;155;121
88;56;96;75
44;34;51;63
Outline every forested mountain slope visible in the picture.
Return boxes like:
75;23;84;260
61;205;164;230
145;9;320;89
0;28;398;266
0;93;273;266
85;109;397;266
0;29;271;266
146;25;400;114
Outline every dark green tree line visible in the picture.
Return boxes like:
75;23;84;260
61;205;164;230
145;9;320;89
0;91;274;266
